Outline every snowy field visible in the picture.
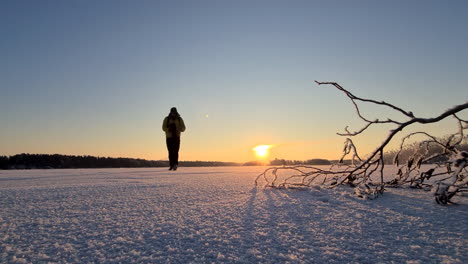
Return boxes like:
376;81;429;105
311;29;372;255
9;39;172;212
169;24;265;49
0;166;467;263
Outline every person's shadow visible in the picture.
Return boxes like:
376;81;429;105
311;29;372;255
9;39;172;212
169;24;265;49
240;187;259;262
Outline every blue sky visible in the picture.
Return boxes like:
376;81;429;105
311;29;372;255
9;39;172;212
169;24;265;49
1;0;467;162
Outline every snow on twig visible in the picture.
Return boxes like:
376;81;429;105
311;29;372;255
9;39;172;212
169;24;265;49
255;81;468;203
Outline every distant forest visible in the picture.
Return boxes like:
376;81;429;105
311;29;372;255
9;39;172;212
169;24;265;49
0;154;240;170
0;154;340;170
3;138;465;170
382;137;468;164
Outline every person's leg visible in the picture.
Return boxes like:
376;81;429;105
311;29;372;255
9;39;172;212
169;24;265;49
166;138;174;169
173;137;181;169
169;137;180;169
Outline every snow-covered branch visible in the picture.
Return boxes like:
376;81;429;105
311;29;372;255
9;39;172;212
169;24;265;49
255;81;468;204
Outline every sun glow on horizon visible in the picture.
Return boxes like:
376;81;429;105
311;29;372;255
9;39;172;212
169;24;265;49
253;145;273;158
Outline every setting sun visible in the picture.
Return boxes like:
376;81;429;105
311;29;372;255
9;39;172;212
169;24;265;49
253;145;272;158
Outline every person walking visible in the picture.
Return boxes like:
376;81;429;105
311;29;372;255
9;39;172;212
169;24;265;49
162;107;186;170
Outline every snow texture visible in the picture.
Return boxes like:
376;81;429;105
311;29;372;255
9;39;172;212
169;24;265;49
0;166;467;263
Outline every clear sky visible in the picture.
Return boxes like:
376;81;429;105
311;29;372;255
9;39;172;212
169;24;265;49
1;0;468;162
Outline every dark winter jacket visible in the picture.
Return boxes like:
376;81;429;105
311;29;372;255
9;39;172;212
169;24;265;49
162;116;186;138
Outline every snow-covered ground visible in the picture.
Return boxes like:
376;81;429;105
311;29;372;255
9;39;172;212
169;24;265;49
0;166;466;263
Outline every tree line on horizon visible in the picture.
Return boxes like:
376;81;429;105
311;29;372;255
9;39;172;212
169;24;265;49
0;154;241;170
2;138;466;170
1;154;345;170
382;136;468;164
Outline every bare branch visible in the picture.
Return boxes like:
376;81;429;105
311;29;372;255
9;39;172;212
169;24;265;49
315;80;415;118
256;81;468;204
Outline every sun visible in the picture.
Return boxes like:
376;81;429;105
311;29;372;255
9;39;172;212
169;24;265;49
253;145;272;158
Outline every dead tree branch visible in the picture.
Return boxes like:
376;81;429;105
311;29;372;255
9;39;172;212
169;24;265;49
255;81;468;204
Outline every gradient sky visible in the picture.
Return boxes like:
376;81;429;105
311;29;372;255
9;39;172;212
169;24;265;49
1;0;468;162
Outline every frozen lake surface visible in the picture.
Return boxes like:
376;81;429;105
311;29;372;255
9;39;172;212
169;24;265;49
0;167;467;263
